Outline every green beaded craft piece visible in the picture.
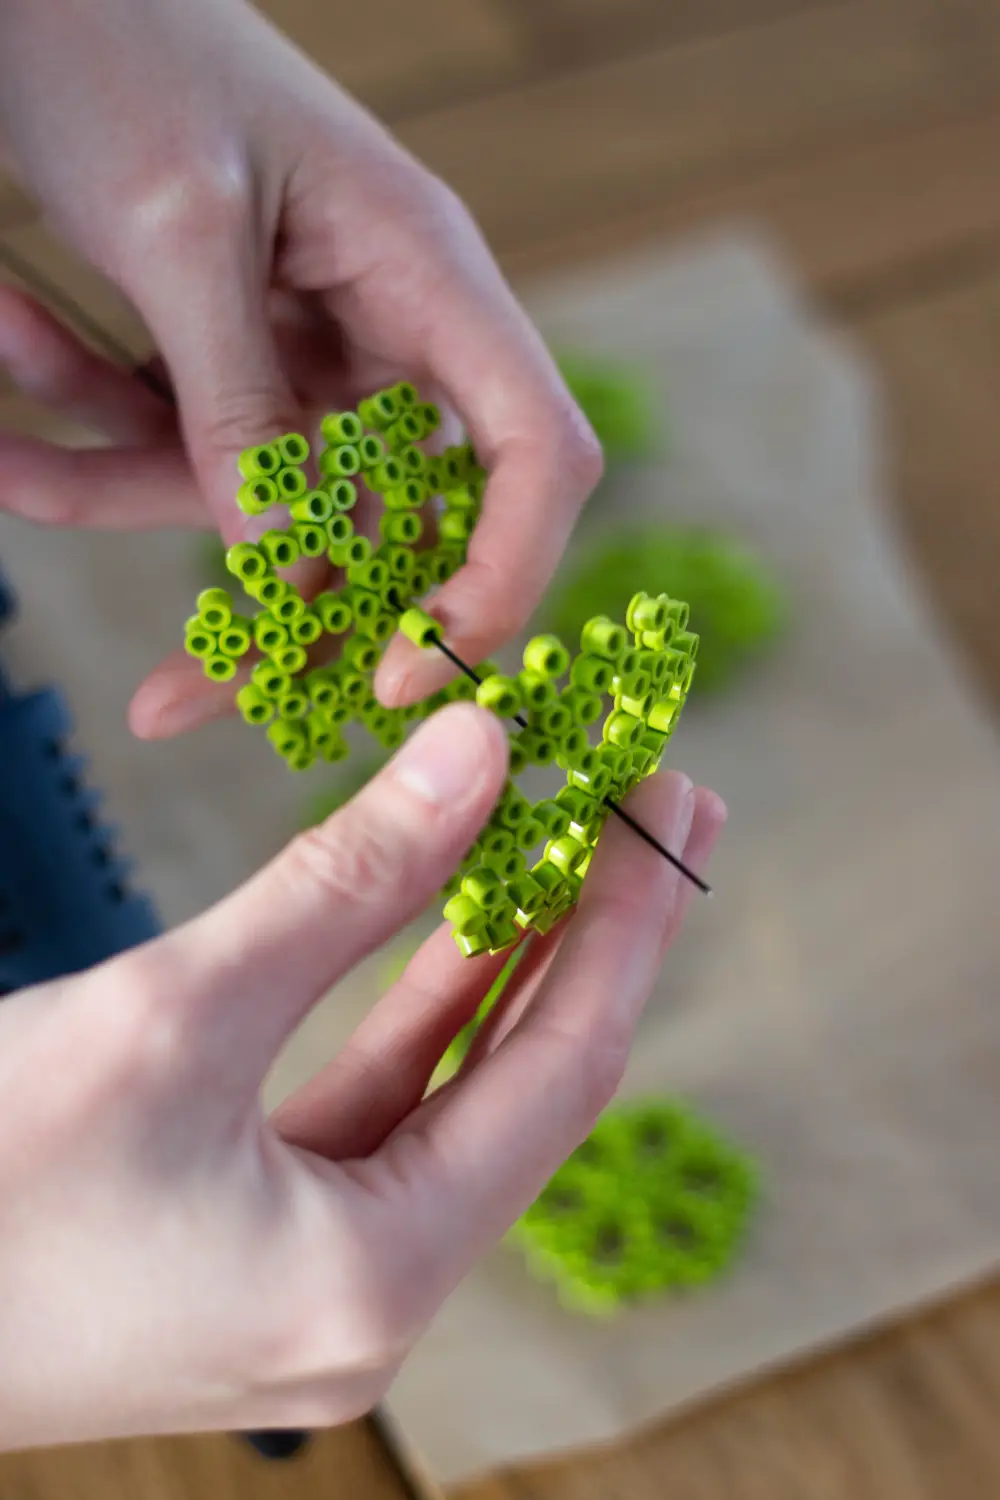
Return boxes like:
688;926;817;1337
512;1099;758;1314
180;382;699;957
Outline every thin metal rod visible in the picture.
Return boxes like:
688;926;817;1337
603;796;711;894
430;634;530;729
382;596;710;898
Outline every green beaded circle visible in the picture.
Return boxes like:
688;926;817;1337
180;383;698;957
512;1099;758;1314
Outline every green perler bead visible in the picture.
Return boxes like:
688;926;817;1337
399;607;440;648
217;618;252;658
183;620;217;660
178;393;698;956
476;674;521;718
204;654;236;682
225;542;268;582
237;478;278;516
320;411;364;446
291;522;327;559
237;442;281;480
196;588;233;631
236;683;273;725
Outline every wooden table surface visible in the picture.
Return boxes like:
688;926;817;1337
3;0;1000;1495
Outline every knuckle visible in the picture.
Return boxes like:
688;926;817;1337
283;810;411;908
256;1230;415;1405
481;584;525;644
577;1032;628;1122
555;407;605;495
10;450;94;527
126;159;250;254
393;163;474;246
198;385;292;459
20;481;82;528
58;950;194;1105
420;172;475;237
459;557;526;644
538;1017;629;1131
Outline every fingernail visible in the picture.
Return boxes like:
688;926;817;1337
375;658;409;707
376;652;452;709
148;688;229;738
392;703;497;806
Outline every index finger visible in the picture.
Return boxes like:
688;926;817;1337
374;254;603;708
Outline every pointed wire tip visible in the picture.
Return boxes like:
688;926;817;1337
602;797;711;896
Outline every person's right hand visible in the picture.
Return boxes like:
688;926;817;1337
0;703;724;1450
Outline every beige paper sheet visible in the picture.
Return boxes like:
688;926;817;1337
4;236;1000;1487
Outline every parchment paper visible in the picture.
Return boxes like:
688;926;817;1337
4;236;1000;1486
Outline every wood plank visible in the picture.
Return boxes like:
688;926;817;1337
0;177;36;234
457;1283;1000;1500
505;0;845;70
7;105;1000;387
0;1423;409;1500
858;263;1000;704
263;0;524;118
7;12;1000;383
397;0;1000;263
498;105;1000;306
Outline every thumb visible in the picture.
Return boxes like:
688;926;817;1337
126;223;297;544
138;703;509;1097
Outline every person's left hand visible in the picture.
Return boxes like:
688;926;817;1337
0;0;602;743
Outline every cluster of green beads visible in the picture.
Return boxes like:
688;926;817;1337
439;590;698;957
511;1099;758;1315
182;382;483;771
180;381;699;956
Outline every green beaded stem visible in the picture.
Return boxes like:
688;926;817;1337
178;382;699;957
391;947;758;1310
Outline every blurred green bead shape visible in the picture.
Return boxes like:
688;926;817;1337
548;524;786;694
180;384;699;957
555;350;659;460
512;1098;758;1314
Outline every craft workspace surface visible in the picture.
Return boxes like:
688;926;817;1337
4;0;1000;1497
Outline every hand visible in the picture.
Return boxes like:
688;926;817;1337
0;704;724;1448
0;0;602;738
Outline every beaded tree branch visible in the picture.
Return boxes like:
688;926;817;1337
181;383;703;956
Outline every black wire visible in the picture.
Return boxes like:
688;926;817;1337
382;590;709;895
